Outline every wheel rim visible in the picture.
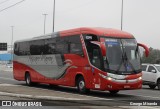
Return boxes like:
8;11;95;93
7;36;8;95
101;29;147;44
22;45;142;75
26;75;30;85
79;81;85;90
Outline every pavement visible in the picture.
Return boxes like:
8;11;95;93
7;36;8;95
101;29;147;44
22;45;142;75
0;87;126;109
0;64;12;72
0;64;160;108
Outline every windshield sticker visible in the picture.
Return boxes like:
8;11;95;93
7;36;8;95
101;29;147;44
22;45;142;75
105;39;119;46
105;39;117;42
105;41;119;46
131;50;136;60
122;40;137;46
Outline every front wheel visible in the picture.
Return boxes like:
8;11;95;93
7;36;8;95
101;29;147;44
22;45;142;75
77;76;90;94
109;90;119;94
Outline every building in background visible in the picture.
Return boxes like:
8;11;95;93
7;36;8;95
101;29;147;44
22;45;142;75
0;53;11;64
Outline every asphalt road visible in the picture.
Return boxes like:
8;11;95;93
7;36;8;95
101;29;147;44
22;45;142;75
0;65;160;109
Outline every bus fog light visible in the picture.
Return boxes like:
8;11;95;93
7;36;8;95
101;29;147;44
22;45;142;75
107;85;112;88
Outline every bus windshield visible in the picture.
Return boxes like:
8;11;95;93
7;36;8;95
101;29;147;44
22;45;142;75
103;38;141;74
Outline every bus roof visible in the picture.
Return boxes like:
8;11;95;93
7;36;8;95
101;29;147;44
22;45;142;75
15;27;134;43
60;27;134;38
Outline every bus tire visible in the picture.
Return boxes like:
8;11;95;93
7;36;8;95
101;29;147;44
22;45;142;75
77;76;90;94
25;73;32;86
109;90;119;94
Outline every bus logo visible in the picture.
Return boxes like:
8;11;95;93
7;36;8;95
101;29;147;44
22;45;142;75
86;36;92;40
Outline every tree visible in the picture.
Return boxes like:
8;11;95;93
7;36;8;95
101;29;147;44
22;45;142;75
141;47;160;64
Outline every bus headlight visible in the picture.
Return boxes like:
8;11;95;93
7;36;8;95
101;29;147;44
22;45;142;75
107;77;112;81
99;73;113;81
138;76;142;80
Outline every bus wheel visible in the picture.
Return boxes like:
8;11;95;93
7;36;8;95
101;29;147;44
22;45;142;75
109;90;119;94
77;76;90;94
25;73;32;86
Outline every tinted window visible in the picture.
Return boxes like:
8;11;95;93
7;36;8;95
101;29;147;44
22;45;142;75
156;66;160;72
83;34;103;70
68;35;82;54
56;37;69;54
14;35;83;56
18;42;30;55
14;43;20;55
30;40;44;55
148;66;156;73
43;38;56;54
92;48;101;69
142;65;147;71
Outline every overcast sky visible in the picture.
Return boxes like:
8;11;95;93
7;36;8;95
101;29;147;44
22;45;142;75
0;0;160;49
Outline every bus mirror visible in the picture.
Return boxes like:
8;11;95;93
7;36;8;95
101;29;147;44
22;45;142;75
138;43;149;57
91;41;106;56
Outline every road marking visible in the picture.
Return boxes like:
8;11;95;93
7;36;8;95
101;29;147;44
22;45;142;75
0;77;15;81
51;89;113;100
0;76;113;100
0;83;18;86
2;81;160;100
0;83;160;109
1;80;160;100
17;84;113;100
0;91;89;100
0;82;112;100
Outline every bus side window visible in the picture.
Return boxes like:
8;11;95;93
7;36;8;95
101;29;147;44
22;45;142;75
14;43;20;55
30;40;44;55
68;35;83;55
55;37;69;54
44;38;56;54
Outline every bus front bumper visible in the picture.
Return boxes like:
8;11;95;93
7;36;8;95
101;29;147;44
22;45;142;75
104;80;142;91
99;73;142;90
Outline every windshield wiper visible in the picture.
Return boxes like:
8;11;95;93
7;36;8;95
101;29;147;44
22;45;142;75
104;57;110;71
124;52;138;73
116;52;138;74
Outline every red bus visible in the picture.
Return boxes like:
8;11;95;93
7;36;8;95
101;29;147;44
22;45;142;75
13;27;149;94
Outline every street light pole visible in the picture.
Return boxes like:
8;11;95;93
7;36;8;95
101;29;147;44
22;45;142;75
53;0;55;32
11;26;14;62
43;14;48;34
121;0;124;30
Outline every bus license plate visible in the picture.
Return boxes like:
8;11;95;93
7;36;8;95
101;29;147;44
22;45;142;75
124;85;130;89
